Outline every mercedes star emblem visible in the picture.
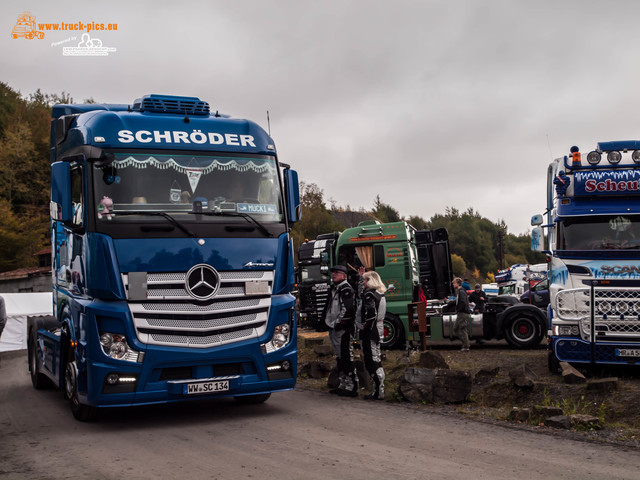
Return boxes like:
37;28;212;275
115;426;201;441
185;264;220;300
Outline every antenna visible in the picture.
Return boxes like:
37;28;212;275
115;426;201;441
546;134;553;160
267;110;271;136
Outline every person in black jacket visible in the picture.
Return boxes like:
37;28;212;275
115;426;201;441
452;277;471;352
322;265;358;396
357;268;387;400
469;284;487;313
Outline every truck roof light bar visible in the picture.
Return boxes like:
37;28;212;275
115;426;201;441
131;94;210;116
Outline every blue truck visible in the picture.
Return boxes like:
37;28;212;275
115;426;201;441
27;94;301;420
532;142;640;371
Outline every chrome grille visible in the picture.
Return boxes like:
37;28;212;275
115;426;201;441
557;287;640;339
123;270;273;348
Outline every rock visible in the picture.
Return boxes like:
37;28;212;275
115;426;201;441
308;361;332;379
400;367;471;404
570;414;602;430
532;405;563;417
559;362;586;384
509;364;538;389
418;351;450;369
327;367;340;388
396;356;411;366
313;344;334;356
545;415;571;429
398;383;433;403
474;367;500;385
303;337;325;348
403;367;436;385
586;377;618;393
508;407;531;422
432;370;472;404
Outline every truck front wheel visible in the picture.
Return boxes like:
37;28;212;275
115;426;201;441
381;313;404;350
64;349;97;421
28;328;49;389
504;314;542;349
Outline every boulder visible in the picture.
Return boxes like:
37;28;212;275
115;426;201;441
545;415;571;429
418;351;450;369
508;364;538;389
474;367;500;385
532;405;563;417
313;344;335;356
399;367;471;404
508;407;531;422
303;337;325;348
570;414;602;430
559;362;586;384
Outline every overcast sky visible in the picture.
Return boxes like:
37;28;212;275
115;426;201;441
3;0;640;234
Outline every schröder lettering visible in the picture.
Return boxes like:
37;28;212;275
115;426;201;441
117;129;256;147
585;178;640;193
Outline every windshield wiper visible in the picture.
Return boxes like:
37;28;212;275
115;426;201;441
187;211;273;237
115;211;195;237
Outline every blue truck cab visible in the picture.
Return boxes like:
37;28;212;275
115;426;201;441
532;142;640;371
27;94;301;420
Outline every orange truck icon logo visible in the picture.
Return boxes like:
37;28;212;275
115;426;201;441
11;12;44;39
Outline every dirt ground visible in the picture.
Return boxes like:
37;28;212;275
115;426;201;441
297;331;640;447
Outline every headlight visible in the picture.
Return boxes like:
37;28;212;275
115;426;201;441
261;322;293;353
99;332;143;362
555;325;580;336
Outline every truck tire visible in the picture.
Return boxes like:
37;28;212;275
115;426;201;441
64;346;97;421
504;313;542;349
234;393;271;404
28;328;49;390
381;313;404;350
548;350;561;373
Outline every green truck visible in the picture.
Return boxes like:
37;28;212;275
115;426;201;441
299;220;547;350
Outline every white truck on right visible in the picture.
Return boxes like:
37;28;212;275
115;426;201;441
532;142;640;372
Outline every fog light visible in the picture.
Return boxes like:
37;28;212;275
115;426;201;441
106;373;119;385
586;151;601;165
607;151;622;164
282;360;291;371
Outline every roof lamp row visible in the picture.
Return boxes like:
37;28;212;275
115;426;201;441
583;149;640;166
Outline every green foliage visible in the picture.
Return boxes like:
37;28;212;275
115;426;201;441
290;182;344;258
372;195;402;223
451;254;466;277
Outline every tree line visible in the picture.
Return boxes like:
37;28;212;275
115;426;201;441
291;184;545;283
0;83;543;281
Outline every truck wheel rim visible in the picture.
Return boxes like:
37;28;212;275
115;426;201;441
512;318;535;341
65;362;78;403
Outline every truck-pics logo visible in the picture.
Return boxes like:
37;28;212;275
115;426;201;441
11;11;44;39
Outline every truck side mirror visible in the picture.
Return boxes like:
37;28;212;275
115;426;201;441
531;214;543;226
531;226;544;252
284;168;301;224
51;161;72;222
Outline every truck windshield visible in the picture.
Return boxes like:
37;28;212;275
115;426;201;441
93;152;283;223
558;215;640;250
299;264;329;283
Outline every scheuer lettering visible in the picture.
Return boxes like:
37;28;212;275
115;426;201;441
117;129;256;147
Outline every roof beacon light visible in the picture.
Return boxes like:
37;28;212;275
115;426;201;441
570;146;581;166
633;150;640;164
607;151;622;164
586;151;601;165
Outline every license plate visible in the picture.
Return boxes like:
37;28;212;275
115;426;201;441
616;349;640;358
183;380;230;395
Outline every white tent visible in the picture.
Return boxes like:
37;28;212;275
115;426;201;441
0;292;53;352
